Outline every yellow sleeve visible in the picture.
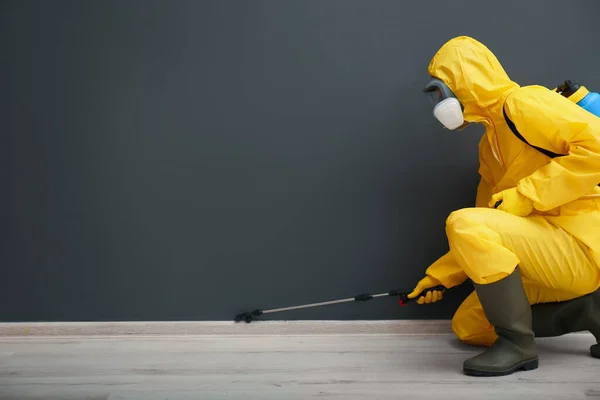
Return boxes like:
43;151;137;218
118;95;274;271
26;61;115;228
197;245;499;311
505;87;600;211
425;252;467;289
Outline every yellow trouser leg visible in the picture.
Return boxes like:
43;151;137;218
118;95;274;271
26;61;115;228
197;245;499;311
451;284;594;346
446;207;600;346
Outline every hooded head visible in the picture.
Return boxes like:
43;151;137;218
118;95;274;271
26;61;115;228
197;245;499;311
424;36;520;128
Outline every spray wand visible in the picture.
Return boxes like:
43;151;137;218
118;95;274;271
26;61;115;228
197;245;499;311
234;285;445;323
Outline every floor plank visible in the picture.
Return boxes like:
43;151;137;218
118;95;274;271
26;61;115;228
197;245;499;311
0;333;599;399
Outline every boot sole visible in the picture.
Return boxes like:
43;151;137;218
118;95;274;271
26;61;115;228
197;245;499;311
463;357;539;377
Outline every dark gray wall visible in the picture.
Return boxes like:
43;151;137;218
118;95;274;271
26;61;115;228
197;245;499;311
1;0;599;321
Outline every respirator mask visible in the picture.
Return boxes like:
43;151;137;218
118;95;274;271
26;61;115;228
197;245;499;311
423;78;468;130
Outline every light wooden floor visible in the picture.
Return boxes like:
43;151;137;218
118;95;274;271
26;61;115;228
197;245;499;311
0;333;599;399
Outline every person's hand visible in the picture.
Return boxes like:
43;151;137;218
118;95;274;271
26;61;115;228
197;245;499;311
490;187;534;217
407;276;445;304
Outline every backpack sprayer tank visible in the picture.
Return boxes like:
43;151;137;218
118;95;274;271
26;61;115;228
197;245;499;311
556;80;600;117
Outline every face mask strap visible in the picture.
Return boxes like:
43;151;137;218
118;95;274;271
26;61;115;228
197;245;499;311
424;78;465;109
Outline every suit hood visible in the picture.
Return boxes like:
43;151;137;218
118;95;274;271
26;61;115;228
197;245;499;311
427;36;520;122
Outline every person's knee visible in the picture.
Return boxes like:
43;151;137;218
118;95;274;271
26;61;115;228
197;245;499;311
445;208;479;238
446;207;498;235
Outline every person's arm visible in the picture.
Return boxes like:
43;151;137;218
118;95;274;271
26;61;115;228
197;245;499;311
506;87;600;211
424;251;467;289
408;251;466;302
422;159;493;288
412;146;494;296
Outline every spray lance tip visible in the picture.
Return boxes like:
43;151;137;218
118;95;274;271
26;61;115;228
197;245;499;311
234;309;263;323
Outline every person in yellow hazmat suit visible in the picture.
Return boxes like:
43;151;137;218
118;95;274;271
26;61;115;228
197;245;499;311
409;35;600;377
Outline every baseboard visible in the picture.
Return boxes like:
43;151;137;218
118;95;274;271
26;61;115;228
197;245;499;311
0;320;453;337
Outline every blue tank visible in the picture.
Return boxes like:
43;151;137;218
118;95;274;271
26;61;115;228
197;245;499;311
556;80;600;118
576;90;600;117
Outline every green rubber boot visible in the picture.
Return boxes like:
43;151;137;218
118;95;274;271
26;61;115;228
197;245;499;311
531;289;600;358
463;268;539;376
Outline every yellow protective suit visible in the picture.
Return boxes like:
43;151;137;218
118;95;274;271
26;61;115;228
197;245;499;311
419;36;600;346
